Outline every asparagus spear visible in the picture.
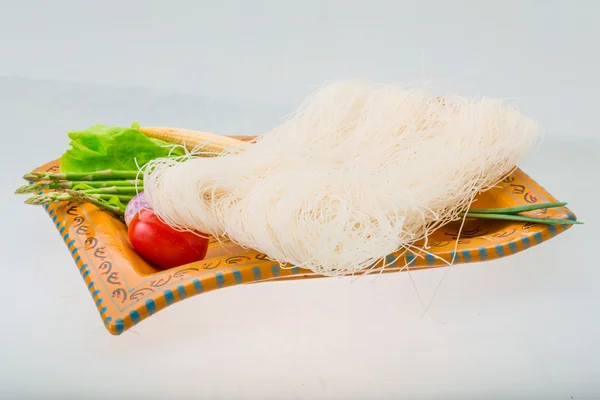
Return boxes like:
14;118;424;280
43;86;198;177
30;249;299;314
70;186;141;195
19;186;140;199
24;170;140;182
67;190;127;215
15;180;144;194
25;192;133;206
24;192;73;204
73;196;126;218
24;192;127;219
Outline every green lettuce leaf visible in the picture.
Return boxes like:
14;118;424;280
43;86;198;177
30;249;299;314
59;122;185;172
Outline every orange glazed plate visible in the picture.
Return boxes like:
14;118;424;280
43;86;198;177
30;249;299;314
29;159;576;336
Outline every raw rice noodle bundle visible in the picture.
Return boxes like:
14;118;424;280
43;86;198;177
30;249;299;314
143;81;541;276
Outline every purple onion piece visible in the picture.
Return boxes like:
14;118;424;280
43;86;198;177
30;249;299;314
125;191;152;227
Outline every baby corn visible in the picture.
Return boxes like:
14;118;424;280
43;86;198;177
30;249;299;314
138;126;247;155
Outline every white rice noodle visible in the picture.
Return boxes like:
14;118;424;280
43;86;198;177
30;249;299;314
143;81;541;277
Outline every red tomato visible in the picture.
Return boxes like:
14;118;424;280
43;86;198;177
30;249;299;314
128;209;209;270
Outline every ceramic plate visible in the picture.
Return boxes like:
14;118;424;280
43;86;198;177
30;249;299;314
29;159;575;335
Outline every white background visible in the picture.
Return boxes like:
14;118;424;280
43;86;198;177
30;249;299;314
1;1;598;399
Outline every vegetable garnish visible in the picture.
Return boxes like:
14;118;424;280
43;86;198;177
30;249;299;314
24;170;141;181
24;191;133;206
124;191;152;226
15;109;582;274
15;179;144;193
126;193;209;270
128;209;210;270
59;122;185;173
137;126;248;154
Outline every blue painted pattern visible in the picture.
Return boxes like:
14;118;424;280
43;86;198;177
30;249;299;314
130;311;141;324
215;272;225;288
494;245;505;258
115;319;125;335
145;299;157;315
478;248;488;261
461;250;472;262
233;270;243;284
193;279;204;294
164;289;175;305
425;253;435;265
177;285;187;299
271;265;280;277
